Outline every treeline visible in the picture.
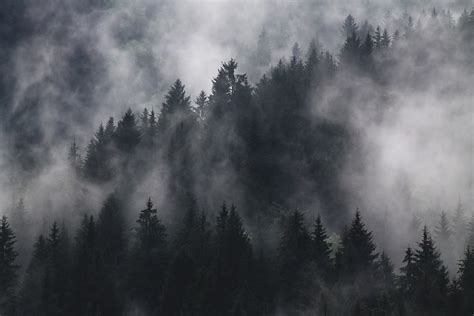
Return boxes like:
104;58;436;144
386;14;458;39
1;198;474;315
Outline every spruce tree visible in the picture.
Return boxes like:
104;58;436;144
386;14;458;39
114;108;141;153
18;234;49;316
310;214;332;276
129;198;167;312
342;15;359;38
466;215;474;249
194;90;208;122
278;209;311;306
0;216;18;315
413;226;449;315
339;211;378;278
72;215;103;316
458;247;474;314
399;247;416;301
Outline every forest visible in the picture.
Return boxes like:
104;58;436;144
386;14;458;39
1;1;474;315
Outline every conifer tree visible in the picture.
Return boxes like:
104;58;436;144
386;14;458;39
339;211;378;278
467;215;474;249
194;90;208;122
278;209;311;306
452;201;466;241
458;247;474;314
72;215;103;316
0;216;18;315
129;198;167;312
98;194;125;267
399;247;416;301
43;222;71;316
342;15;359;38
413;226;449;315
381;29;391;48
114;108;141;153
340;31;361;66
211;203;253;314
310;214;332;276
18;234;49;316
68;138;81;171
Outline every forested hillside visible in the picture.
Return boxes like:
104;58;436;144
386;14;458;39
0;2;473;315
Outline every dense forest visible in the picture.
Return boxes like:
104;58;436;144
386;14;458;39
1;1;474;315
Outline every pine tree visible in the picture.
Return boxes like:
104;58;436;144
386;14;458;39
114;108;141;153
129;198;168;312
339;210;378;278
458;247;474;314
381;29;391;48
310;214;332;276
68;138;81;170
43;222;70;316
157;79;192;133
18;234;49;316
361;32;373;56
0;216;18;315
413;226;449;315
340;31;361;66
467;215;474;249
212;203;253;314
162;196;212;314
452;200;466;236
98;194;125;267
194;90;208;122
373;26;382;49
72;215;103;316
97;194;125;315
278;209;311;306
399;247;416;303
342;15;359;38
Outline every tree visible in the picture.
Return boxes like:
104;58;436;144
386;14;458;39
68;138;81;170
194;90;208;122
342;15;359;38
435;211;455;271
310;214;332;277
18;234;49;316
96;194;126;315
452;201;466;241
467;215;474;249
413;226;449;315
399;247;416;306
361;32;373;56
128;198;168;312
340;31;361;66
98;194;125;267
157;79;192;133
458;247;474;314
373;26;382;49
0;216;18;315
42;222;71;316
339;210;378;279
114;108;141;153
72;215;103;316
278;209;311;307
211;203;253;314
381;29;391;48
162;196;212;314
158;79;197;217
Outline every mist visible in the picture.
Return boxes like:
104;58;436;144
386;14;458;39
0;0;473;315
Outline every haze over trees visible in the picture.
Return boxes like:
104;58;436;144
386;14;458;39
0;3;473;316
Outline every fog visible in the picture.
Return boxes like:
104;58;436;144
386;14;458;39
0;0;473;266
